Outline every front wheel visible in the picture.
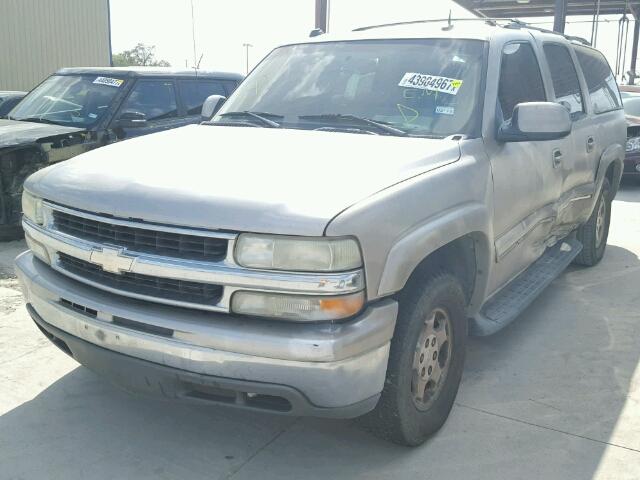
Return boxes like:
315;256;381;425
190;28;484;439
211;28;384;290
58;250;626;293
574;177;611;267
359;272;467;446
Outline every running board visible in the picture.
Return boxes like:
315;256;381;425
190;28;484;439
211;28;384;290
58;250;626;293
471;238;582;336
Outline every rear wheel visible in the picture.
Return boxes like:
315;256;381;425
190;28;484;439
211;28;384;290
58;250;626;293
574;177;611;267
359;272;467;446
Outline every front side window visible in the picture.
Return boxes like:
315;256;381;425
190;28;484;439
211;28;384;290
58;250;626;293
118;80;177;121
9;74;124;127
543;43;585;118
498;42;546;121
574;46;622;114
214;39;487;137
178;80;227;115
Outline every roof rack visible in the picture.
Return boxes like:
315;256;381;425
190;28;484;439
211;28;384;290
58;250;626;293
352;17;592;46
352;17;502;32
503;19;591;45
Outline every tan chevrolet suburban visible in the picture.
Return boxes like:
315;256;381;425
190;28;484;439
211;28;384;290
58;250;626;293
16;19;625;445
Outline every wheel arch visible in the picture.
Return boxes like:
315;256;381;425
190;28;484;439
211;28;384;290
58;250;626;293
596;143;623;199
377;203;492;316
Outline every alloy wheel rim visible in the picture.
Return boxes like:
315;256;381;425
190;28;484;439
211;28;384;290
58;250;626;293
595;196;607;248
411;307;452;410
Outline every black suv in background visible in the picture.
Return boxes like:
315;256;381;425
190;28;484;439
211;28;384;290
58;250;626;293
0;67;243;237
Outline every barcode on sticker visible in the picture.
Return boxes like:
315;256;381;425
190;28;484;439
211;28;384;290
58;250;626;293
93;77;124;87
399;73;463;95
435;106;455;115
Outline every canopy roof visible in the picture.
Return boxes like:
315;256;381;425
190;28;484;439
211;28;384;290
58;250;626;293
452;1;640;19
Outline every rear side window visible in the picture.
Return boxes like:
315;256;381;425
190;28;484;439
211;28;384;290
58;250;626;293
120;80;178;121
543;43;585;118
178;80;227;115
498;42;547;121
574;46;622;114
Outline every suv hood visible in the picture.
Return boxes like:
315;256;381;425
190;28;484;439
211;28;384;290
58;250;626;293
0;119;85;148
27;125;460;236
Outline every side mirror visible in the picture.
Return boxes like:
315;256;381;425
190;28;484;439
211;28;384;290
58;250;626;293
497;102;571;142
116;111;147;128
201;95;226;121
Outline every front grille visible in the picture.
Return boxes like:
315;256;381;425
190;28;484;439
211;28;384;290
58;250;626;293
53;210;228;262
58;252;223;307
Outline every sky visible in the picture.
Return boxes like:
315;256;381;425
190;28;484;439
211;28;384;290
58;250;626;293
109;0;636;80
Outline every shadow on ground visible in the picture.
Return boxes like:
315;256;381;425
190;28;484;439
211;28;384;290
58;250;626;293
1;247;639;478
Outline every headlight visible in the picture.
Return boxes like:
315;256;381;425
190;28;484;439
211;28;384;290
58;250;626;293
22;191;43;225
235;234;362;272
626;136;640;152
231;291;365;321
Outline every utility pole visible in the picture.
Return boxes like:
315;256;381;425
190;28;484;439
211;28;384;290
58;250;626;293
315;0;328;33
242;43;253;74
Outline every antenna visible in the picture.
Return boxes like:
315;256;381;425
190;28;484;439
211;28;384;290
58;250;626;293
190;0;198;71
443;10;454;31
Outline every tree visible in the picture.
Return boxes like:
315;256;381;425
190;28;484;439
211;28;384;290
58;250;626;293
112;43;171;67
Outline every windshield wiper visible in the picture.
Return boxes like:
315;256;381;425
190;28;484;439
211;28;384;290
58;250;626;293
299;114;408;137
218;111;282;128
12;116;58;125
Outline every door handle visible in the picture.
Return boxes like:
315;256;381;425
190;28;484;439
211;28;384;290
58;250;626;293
586;136;596;153
552;149;563;168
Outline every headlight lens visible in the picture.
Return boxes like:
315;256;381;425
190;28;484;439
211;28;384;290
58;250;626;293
22;191;43;225
626;136;640;152
231;291;365;321
235;234;362;272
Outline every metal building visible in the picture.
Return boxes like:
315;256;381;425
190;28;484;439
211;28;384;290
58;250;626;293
0;0;111;91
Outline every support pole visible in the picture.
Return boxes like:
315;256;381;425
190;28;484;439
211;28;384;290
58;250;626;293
630;18;640;85
315;0;328;33
553;0;567;33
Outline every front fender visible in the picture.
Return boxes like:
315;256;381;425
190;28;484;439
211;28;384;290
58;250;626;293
377;203;492;315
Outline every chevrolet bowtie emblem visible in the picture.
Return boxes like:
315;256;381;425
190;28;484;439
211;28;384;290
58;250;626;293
89;247;135;274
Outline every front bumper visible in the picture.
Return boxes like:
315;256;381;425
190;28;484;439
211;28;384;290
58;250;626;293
16;251;397;417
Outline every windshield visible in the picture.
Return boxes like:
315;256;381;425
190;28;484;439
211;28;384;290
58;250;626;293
214;39;486;137
9;74;125;127
623;95;640;117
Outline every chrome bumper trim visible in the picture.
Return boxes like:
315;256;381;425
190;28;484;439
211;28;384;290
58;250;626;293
24;208;364;312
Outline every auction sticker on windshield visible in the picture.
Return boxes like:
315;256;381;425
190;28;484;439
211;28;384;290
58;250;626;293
398;73;463;95
93;77;124;88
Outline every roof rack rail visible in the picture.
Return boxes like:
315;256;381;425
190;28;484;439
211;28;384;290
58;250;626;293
503;19;591;45
352;17;592;46
352;17;507;32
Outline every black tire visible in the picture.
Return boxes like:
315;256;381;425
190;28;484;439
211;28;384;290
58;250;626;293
358;272;467;446
574;177;611;267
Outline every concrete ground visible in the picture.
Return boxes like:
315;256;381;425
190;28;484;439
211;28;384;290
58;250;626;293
1;182;639;480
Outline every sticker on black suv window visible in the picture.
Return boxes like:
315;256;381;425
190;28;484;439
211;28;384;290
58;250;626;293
398;73;463;95
93;77;124;87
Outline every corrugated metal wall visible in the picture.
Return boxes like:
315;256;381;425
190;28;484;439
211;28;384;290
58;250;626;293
0;0;111;91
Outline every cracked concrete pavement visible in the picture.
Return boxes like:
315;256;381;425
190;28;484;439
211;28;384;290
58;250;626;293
0;182;639;479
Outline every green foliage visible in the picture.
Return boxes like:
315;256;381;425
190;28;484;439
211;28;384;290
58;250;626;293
112;43;171;67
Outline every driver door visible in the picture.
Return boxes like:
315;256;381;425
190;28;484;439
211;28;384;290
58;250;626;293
485;41;566;295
